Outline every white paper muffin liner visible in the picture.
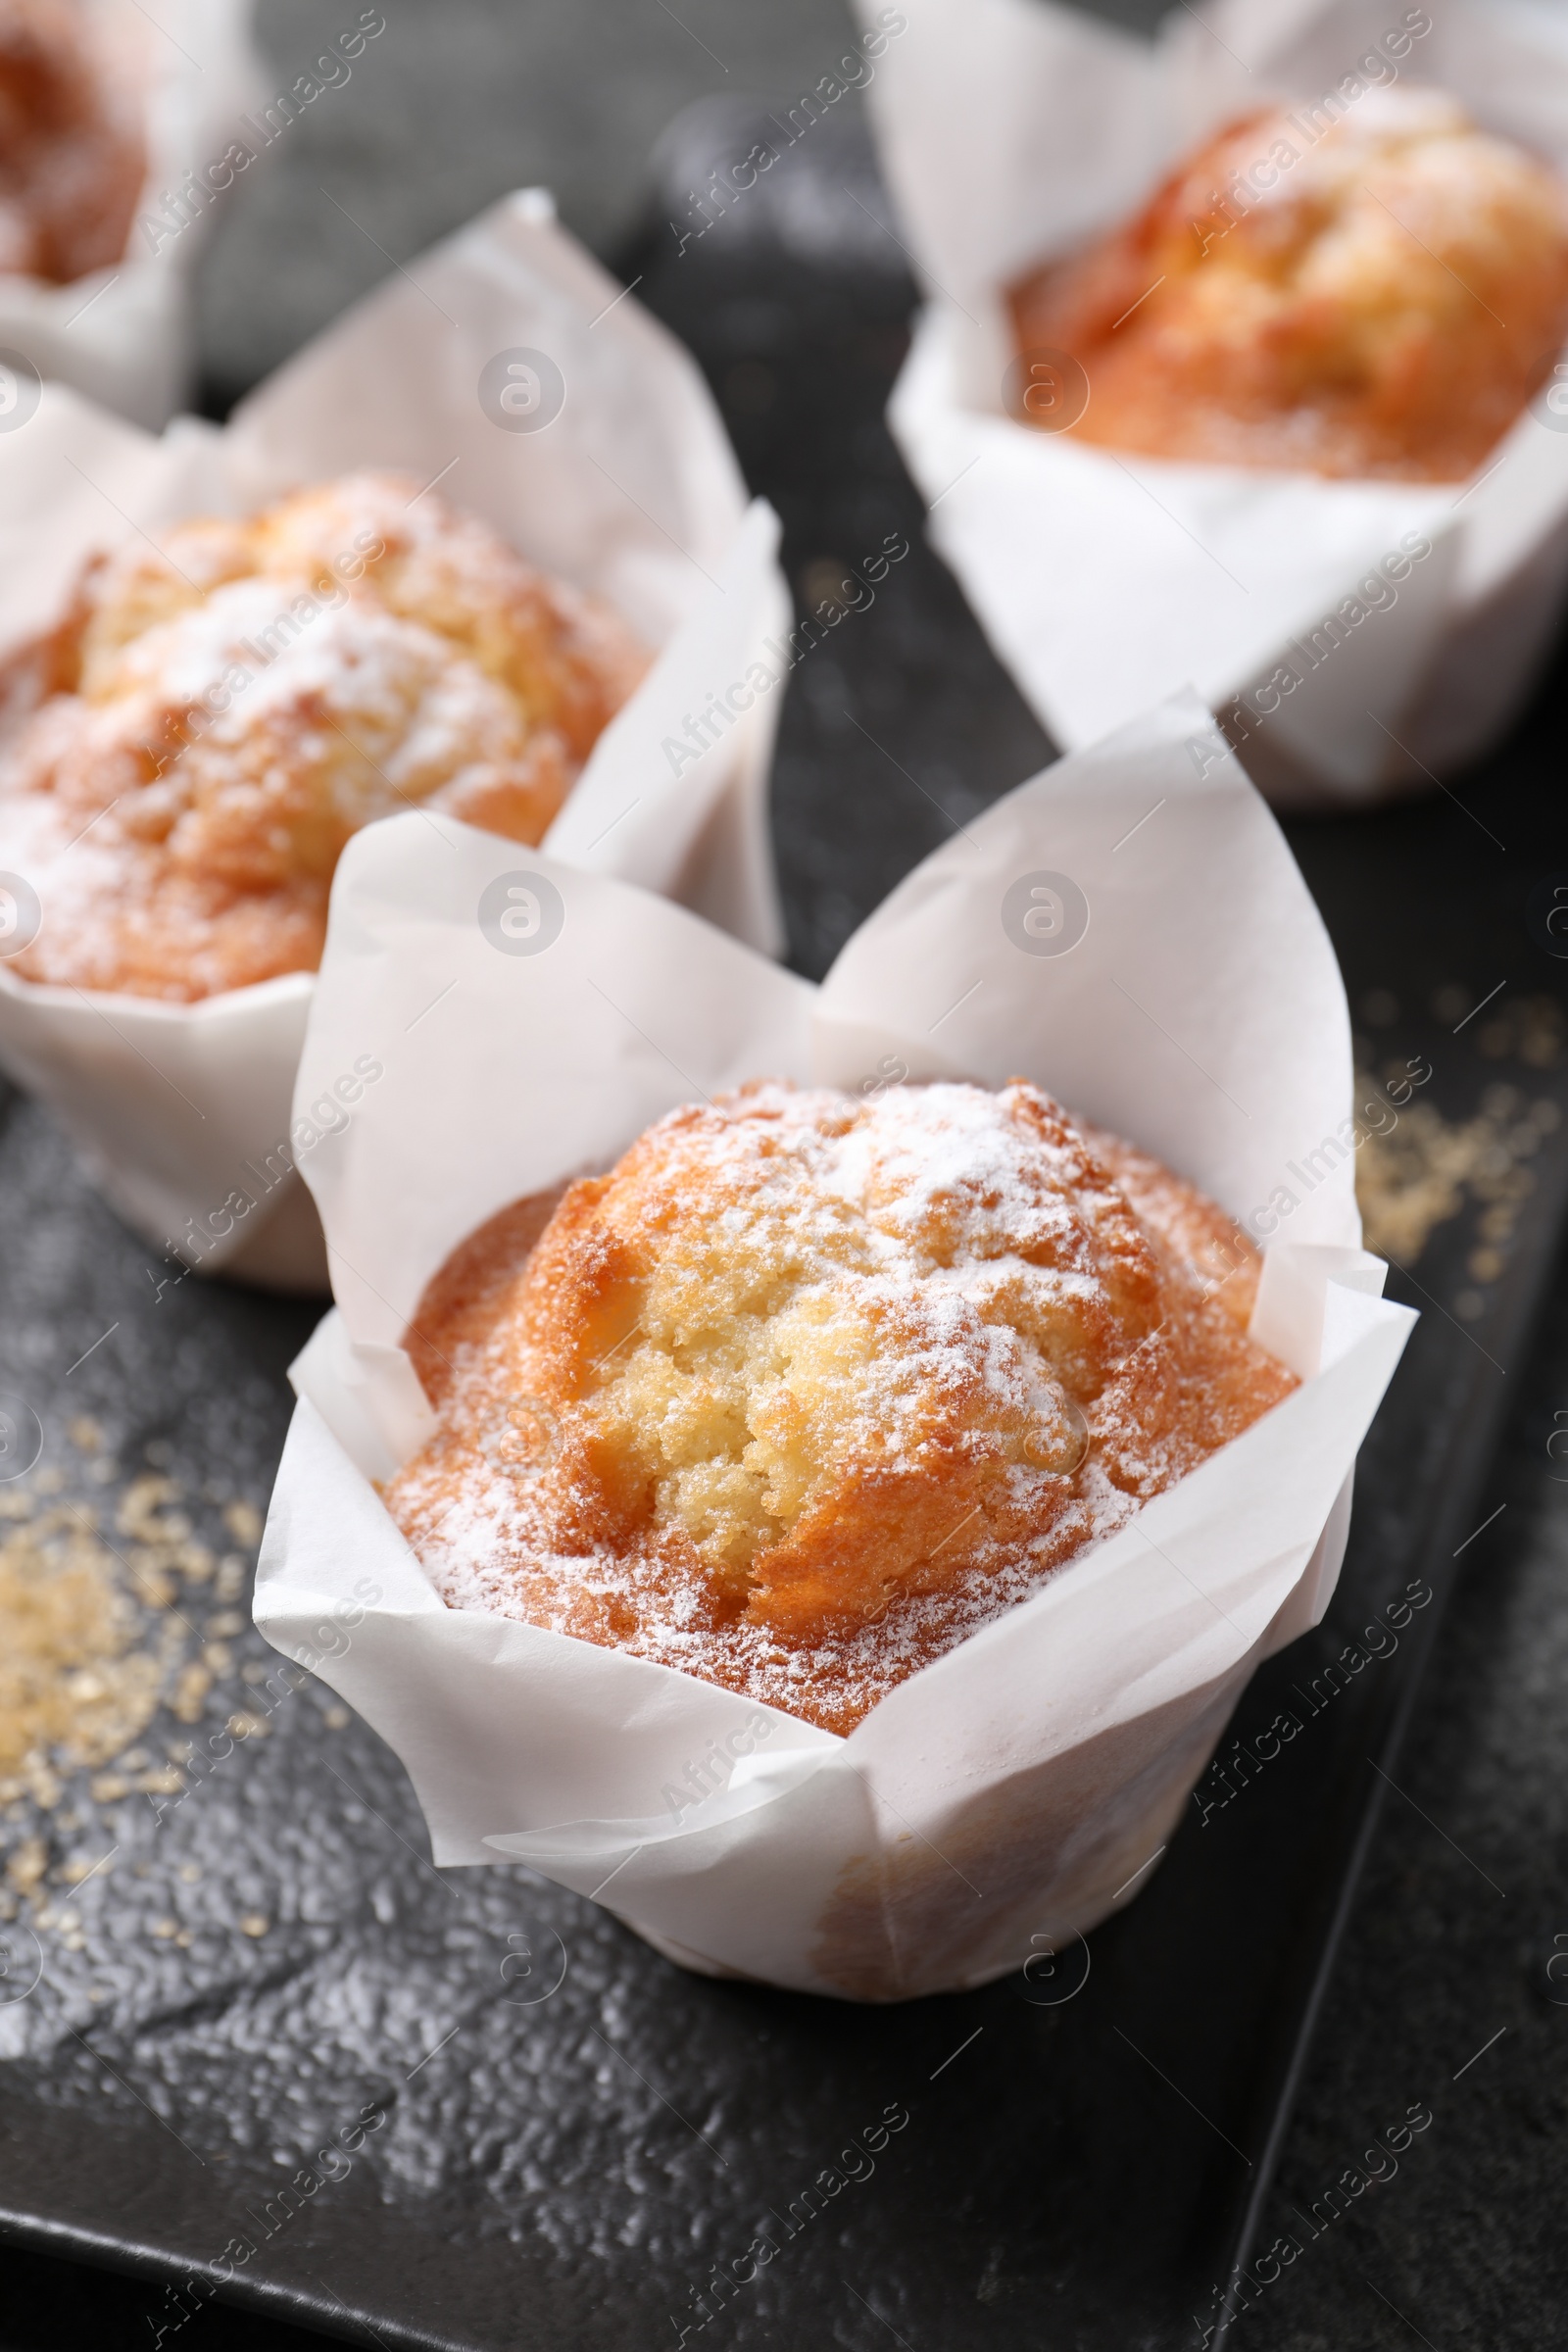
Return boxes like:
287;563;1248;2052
854;0;1568;806
0;0;266;430
252;693;1414;2000
0;192;791;1290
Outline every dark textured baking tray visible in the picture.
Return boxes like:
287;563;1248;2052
3;111;1568;2352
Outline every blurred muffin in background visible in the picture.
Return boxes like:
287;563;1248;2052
0;0;145;282
1008;88;1568;481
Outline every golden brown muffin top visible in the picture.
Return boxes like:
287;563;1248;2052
0;472;648;1001
1009;88;1568;481
0;0;144;283
386;1079;1295;1736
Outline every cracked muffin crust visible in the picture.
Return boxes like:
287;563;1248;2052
386;1079;1296;1736
0;471;648;1000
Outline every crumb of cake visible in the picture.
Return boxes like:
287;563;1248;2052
385;1081;1296;1736
0;472;650;1001
1008;89;1568;482
0;0;145;284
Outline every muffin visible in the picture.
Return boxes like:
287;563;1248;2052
0;0;144;283
385;1078;1296;1738
1007;87;1568;482
0;471;650;1000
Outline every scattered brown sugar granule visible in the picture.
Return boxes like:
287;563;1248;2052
386;1080;1297;1737
1355;1075;1562;1273
0;1459;266;1910
0;1502;161;1791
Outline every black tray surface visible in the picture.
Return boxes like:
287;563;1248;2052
5;51;1568;2352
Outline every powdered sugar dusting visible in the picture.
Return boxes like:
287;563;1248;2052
386;1080;1297;1736
0;470;648;1000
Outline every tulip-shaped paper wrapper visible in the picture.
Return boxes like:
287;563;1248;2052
254;694;1413;1999
854;0;1568;806
0;191;787;1289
